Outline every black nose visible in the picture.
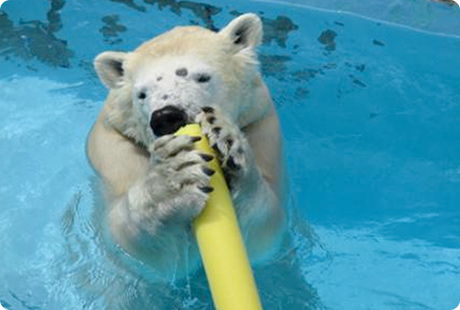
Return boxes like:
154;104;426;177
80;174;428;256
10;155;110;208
150;106;188;136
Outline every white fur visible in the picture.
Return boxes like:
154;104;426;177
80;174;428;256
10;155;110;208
87;14;286;280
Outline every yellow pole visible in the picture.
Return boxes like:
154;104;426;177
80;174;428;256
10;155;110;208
175;124;263;310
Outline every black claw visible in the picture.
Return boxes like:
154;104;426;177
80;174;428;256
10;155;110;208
202;167;215;176
227;156;239;170
199;186;214;193
212;127;222;135
223;171;233;189
202;106;215;114
190;136;202;143
212;144;223;158
199;153;214;162
207;116;216;124
226;139;234;148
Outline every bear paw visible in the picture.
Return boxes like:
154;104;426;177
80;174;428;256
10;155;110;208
148;135;215;219
196;106;251;186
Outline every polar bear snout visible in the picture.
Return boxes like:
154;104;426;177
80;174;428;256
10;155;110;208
150;105;188;136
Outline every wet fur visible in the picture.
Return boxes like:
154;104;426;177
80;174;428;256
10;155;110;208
87;14;286;279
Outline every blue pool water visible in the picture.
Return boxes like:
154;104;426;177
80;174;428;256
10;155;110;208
1;0;459;309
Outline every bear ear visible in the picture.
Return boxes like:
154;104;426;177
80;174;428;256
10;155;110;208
94;51;128;89
219;13;263;50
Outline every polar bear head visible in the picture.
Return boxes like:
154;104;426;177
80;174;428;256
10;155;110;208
94;14;272;146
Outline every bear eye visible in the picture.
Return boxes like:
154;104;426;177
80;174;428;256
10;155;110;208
138;91;147;100
196;74;211;83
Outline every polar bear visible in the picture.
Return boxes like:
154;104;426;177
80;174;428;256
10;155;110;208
87;13;285;279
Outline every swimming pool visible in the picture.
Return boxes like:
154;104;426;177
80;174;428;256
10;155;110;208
1;0;459;309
